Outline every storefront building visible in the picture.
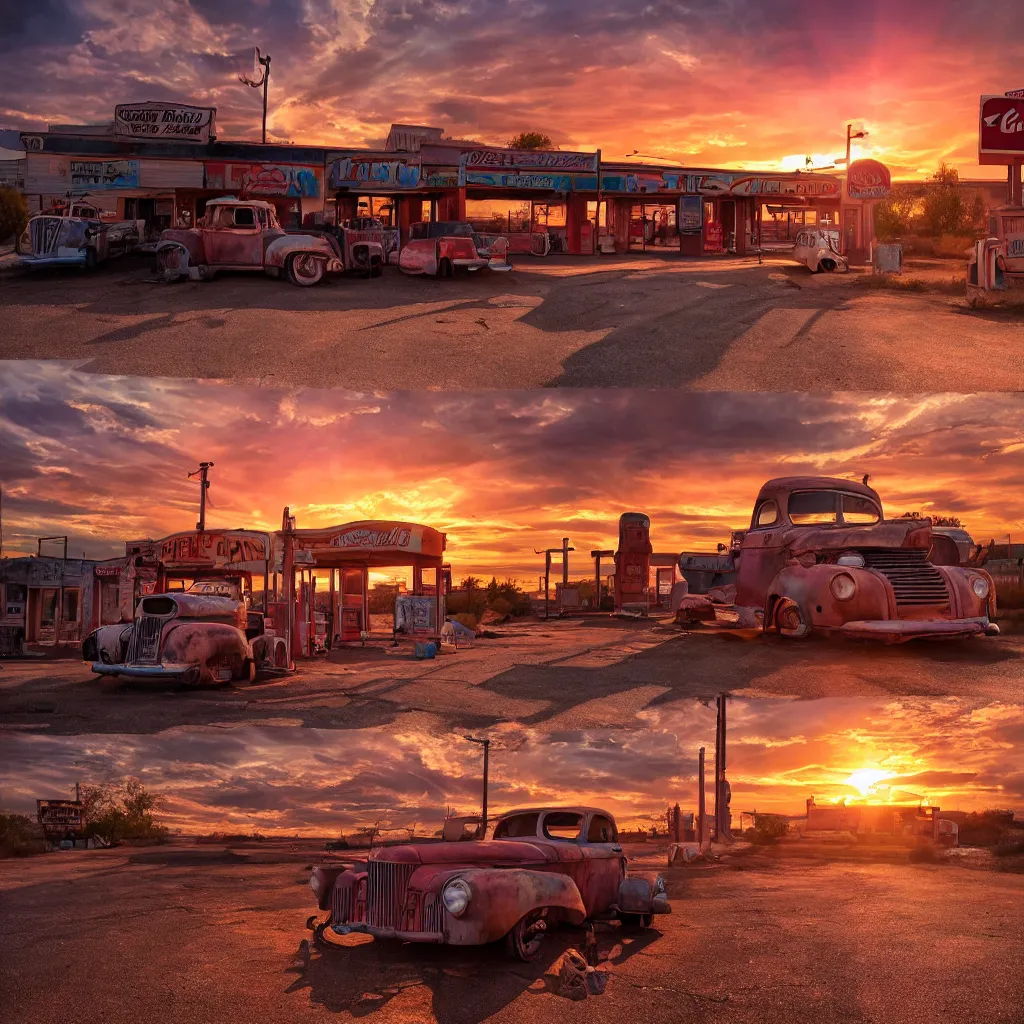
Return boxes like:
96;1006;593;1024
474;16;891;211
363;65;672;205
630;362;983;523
0;556;99;648
21;102;325;238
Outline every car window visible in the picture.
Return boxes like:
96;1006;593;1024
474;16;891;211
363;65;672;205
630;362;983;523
543;811;583;841
233;207;256;228
755;500;779;527
587;815;617;843
255;207;268;229
411;223;427;239
493;813;539;839
842;493;881;524
788;490;838;525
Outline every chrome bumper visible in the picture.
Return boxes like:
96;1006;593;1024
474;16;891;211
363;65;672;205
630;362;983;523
839;617;996;641
91;661;201;682
17;252;87;268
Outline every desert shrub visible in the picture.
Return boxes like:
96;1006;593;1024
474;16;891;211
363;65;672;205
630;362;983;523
0;812;43;857
489;597;512;620
907;844;941;864
0;188;27;244
934;233;976;259
453;612;478;632
80;778;169;845
993;839;1024;858
744;814;790;845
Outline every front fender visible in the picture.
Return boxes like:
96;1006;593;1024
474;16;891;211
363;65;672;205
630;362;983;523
441;868;586;945
768;563;892;630
265;234;335;269
83;623;132;665
161;622;252;681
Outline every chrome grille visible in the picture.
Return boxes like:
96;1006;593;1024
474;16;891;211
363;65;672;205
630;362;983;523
366;860;415;929
332;880;355;924
30;217;62;256
863;550;949;607
419;894;443;934
126;614;163;664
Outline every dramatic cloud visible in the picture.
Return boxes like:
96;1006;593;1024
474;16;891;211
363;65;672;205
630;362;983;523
1;698;1020;834
1;0;1021;177
1;367;1022;581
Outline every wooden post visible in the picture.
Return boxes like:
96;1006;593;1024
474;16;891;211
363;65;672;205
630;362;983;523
327;567;335;650
698;746;706;847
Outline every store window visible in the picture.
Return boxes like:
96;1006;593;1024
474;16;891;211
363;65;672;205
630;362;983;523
466;199;531;234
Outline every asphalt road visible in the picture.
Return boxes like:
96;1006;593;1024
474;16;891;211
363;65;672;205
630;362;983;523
1;839;1021;1024
2;619;1022;736
2;255;1021;390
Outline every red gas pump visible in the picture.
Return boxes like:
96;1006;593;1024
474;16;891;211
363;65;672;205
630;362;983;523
614;512;652;616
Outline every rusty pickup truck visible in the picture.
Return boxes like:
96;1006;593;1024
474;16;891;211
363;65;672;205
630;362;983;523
309;806;669;961
676;476;998;642
16;200;143;270
155;197;383;286
398;220;512;277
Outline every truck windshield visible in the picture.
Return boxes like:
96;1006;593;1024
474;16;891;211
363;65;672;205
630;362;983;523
788;491;881;525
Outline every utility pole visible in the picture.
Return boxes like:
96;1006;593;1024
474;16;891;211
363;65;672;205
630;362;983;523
715;695;733;842
239;48;272;144
464;735;490;838
845;123;868;168
697;746;707;848
188;462;214;531
534;539;575;619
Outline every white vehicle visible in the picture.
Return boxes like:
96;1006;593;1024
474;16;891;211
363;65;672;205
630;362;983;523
16;199;143;270
792;228;847;273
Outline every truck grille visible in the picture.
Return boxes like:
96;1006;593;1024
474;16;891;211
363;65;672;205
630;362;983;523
126;614;163;664
30;217;63;256
862;550;949;607
366;860;415;929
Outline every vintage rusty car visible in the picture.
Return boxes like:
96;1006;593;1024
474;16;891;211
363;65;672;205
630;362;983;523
791;228;847;273
398;220;512;277
154;197;382;286
16;199;143;270
83;585;288;685
308;806;669;961
676;476;998;642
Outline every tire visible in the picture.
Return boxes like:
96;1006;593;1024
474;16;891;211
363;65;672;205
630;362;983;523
370;258;383;279
83;248;98;271
438;257;453;279
773;598;810;639
820;258;837;273
156;246;188;281
618;912;653;929
274;641;289;669
505;908;548;962
288;252;326;287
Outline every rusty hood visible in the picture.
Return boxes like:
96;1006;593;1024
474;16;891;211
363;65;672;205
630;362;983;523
783;518;933;556
371;840;555;866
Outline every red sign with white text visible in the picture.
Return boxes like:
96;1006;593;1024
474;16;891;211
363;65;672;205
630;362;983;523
847;159;891;199
980;95;1024;162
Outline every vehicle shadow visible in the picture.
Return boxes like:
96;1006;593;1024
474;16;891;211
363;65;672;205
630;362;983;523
285;921;662;1022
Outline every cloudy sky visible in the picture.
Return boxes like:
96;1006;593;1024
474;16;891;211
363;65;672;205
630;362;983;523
2;698;1020;833
1;366;1022;580
2;0;1021;177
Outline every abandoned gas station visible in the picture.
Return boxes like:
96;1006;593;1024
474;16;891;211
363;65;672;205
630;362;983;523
19;106;890;260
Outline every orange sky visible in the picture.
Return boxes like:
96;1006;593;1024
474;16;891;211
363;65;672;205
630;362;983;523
2;699;1021;833
2;368;1023;582
2;0;1023;178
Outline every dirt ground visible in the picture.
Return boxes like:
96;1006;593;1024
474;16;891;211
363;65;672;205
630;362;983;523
2;618;1022;736
2;253;1021;390
1;837;1021;1024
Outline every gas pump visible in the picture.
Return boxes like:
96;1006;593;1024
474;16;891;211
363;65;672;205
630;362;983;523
614;512;652;616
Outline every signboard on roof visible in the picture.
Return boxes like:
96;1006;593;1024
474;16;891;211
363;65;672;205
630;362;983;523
157;530;272;569
114;102;215;142
37;800;85;835
980;95;1024;162
847;159;891;199
328;156;421;190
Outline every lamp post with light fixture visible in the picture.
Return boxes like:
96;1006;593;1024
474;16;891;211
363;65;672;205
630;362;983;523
845;123;868;168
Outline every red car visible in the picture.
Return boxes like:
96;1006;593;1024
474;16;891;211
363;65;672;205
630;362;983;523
398;221;512;277
308;806;669;961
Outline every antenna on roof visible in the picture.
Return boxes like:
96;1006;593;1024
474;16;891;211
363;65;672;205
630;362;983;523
238;46;272;144
862;474;870;486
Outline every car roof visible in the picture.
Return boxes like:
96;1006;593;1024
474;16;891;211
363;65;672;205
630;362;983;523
205;196;277;210
495;806;614;819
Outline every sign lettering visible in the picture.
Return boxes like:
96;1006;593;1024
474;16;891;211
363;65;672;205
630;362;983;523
114;103;215;142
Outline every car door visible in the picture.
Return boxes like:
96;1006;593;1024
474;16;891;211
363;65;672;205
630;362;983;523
204;205;264;266
735;495;789;610
579;813;625;915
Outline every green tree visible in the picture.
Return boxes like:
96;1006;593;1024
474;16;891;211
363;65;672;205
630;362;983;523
507;131;553;151
0;187;28;245
874;185;920;241
922;163;975;236
80;778;168;844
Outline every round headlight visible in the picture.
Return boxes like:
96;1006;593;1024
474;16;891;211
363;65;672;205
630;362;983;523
441;878;472;917
830;572;857;602
836;552;865;567
972;576;990;599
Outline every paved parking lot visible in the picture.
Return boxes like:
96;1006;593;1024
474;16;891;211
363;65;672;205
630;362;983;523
2;254;1021;390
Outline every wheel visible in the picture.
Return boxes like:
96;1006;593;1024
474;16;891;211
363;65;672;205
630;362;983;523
370;258;383;278
288;252;326;287
438;257;453;279
274;640;289;669
773;598;810;638
505;908;548;962
156;246;188;280
83;248;98;271
820;258;837;273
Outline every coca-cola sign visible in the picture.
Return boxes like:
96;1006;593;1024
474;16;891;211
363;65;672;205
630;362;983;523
847;159;891;199
979;95;1024;161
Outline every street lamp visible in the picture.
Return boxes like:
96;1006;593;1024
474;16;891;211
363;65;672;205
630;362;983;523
464;735;490;838
845;123;868;168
